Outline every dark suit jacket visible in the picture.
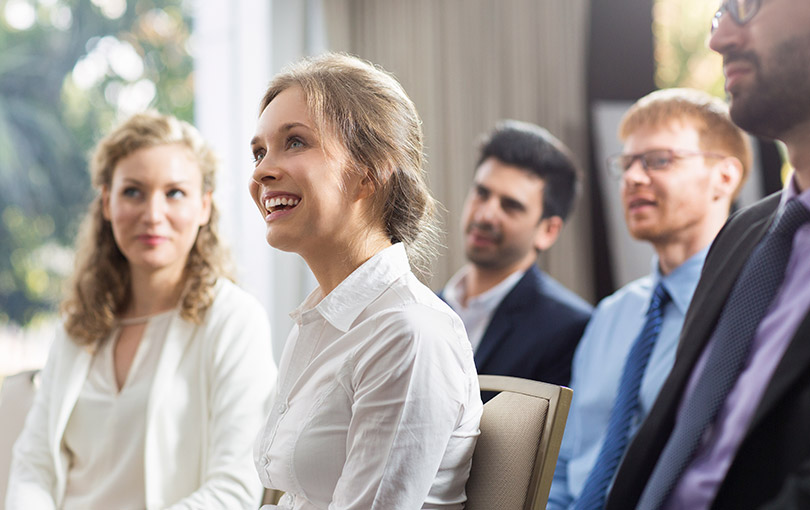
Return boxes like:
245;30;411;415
442;264;592;389
606;192;810;510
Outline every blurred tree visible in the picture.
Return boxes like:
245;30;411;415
653;0;788;194
0;0;193;326
653;0;724;97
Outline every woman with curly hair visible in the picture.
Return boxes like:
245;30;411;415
250;53;482;510
7;111;276;510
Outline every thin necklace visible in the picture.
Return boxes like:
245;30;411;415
117;309;171;326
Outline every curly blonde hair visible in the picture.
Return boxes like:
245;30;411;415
61;111;232;345
259;52;441;281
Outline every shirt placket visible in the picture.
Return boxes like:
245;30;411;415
258;313;327;486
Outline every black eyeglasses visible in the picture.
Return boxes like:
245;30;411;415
711;0;762;33
607;149;725;179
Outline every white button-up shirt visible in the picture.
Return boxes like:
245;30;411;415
254;243;482;510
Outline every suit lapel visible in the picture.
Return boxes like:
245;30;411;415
55;346;93;439
474;309;514;369
474;267;535;370
47;340;92;507
671;207;776;378
645;200;776;470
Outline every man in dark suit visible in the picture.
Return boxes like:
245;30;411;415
440;120;592;389
605;1;810;509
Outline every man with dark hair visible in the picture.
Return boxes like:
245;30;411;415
440;120;592;389
605;2;810;509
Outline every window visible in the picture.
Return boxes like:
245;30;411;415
0;0;193;374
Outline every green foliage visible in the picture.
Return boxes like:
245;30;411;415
0;0;193;326
653;0;725;98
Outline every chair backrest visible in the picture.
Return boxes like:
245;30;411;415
0;370;40;510
465;375;572;510
262;488;284;506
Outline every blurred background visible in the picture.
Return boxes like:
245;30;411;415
0;0;786;375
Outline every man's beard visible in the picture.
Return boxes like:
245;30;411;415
727;33;810;140
464;221;503;268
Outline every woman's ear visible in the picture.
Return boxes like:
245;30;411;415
355;164;394;201
199;190;213;226
356;173;377;200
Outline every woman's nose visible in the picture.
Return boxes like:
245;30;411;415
251;154;281;187
144;194;167;223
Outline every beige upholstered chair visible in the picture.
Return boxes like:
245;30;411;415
0;370;40;509
465;374;573;510
262;488;284;506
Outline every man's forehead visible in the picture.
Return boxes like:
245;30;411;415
472;161;545;203
474;157;544;184
623;121;702;150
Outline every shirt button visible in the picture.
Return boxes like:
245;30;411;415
277;402;288;414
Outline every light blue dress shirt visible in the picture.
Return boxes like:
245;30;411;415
546;248;708;510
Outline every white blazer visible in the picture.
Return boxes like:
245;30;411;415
7;279;276;510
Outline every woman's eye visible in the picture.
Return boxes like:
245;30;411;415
122;187;141;198
167;189;186;199
253;151;265;164
287;137;305;149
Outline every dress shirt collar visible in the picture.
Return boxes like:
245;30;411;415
650;245;709;315
440;265;469;311
442;264;526;313
290;243;411;332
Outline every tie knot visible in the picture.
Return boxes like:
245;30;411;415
774;199;810;237
648;282;671;315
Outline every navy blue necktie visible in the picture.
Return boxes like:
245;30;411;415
638;198;810;509
574;282;671;510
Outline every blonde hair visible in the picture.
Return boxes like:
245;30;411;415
62;111;231;345
259;52;440;281
619;88;752;199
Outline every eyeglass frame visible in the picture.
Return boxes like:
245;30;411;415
711;0;762;33
606;148;727;180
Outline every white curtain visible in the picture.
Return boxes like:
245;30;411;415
323;0;594;301
194;0;323;362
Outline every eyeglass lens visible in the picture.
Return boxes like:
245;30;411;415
613;150;674;174
714;0;760;29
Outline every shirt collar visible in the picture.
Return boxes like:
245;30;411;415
441;266;470;312
650;245;710;315
442;265;526;312
290;243;412;332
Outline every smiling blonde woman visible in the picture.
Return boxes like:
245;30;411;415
249;53;483;510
